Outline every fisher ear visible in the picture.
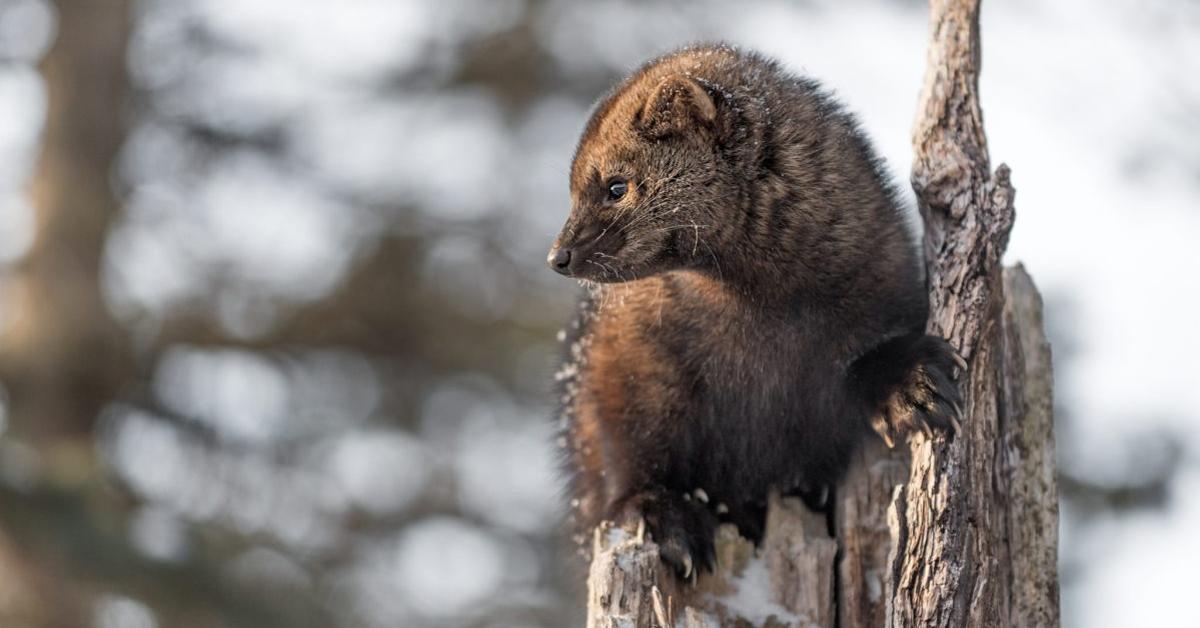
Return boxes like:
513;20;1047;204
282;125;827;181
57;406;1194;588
636;75;717;139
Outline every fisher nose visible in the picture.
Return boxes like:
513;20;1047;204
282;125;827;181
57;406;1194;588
548;247;573;275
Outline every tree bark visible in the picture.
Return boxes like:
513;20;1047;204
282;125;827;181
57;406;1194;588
998;264;1060;627
886;0;1060;624
583;0;1060;626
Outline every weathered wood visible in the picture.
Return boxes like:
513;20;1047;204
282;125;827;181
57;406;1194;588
759;494;837;627
1000;264;1061;627
836;439;908;627
585;523;666;628
585;495;835;627
583;1;1060;625
885;0;1061;626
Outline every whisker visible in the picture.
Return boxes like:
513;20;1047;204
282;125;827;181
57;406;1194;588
652;224;713;233
585;228;608;247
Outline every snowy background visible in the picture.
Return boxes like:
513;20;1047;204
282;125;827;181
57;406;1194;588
0;0;1197;626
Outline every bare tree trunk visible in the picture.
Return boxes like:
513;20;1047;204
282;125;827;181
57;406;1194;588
0;3;132;626
584;0;1059;625
886;0;1059;624
0;0;134;445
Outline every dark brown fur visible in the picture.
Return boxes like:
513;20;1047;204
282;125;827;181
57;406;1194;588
549;45;962;578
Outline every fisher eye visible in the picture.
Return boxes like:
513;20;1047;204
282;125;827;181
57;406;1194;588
606;179;628;202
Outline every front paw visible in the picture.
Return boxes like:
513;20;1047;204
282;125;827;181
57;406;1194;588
871;337;965;447
616;489;718;580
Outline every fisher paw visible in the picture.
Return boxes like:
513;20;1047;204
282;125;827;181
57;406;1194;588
617;489;718;580
871;335;965;447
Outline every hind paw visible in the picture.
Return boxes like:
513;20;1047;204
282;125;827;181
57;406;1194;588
615;488;717;581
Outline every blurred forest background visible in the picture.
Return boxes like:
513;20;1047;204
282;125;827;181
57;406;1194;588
0;0;1197;627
